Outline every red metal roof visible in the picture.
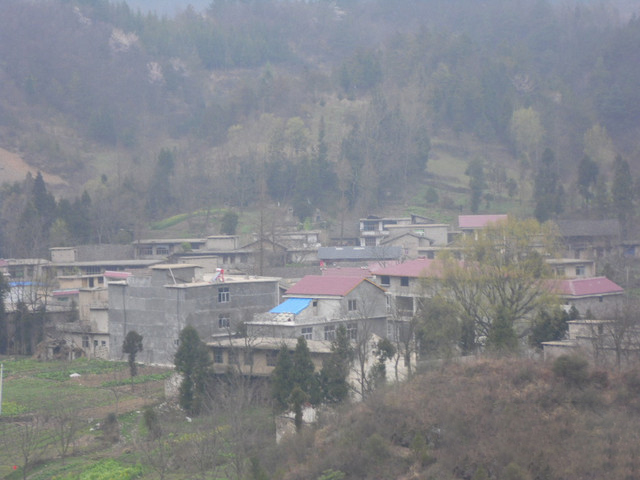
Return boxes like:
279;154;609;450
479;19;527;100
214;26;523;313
551;276;624;297
372;258;442;278
458;214;508;229
286;275;371;296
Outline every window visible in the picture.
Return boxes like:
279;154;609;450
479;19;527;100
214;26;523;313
213;349;224;364
218;314;230;329
228;349;238;365
346;323;357;340
156;246;170;256
575;265;585;276
364;237;377;246
139;246;153;256
301;327;313;340
101;341;106;347
555;267;565;277
397;296;414;315
243;350;254;366
400;277;409;287
82;336;89;348
324;325;336;341
348;299;357;311
380;275;390;287
218;286;230;303
363;221;377;231
266;350;279;367
86;266;101;275
93;340;98;348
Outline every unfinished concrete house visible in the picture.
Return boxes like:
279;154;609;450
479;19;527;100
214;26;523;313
108;264;280;365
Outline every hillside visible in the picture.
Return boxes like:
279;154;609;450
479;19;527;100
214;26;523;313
2;0;640;257
3;355;640;479
281;357;640;480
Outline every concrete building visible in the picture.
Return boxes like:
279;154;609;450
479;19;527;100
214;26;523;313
248;275;388;342
550;276;624;318
372;258;442;318
457;214;509;239
108;264;280;365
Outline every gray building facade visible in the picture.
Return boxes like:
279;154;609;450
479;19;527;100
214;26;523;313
108;264;280;365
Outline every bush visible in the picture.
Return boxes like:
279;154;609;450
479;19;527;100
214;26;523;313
102;412;120;443
552;355;590;388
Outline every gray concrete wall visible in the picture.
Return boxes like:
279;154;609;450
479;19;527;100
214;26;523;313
109;278;280;365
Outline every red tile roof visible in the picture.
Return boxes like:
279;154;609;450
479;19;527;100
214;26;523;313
458;214;508;229
286;275;372;296
551;276;624;297
372;258;442;278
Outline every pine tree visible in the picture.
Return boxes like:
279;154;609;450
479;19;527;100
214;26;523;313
271;345;294;411
612;155;633;235
174;326;211;415
320;326;353;403
122;330;143;390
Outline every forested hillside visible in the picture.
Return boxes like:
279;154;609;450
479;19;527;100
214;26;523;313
1;0;640;257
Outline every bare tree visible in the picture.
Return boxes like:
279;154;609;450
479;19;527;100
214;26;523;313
590;298;640;369
50;399;82;463
14;415;50;480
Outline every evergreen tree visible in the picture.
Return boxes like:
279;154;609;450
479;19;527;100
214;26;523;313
466;159;486;214
271;344;294;411
271;337;320;410
32;171;56;226
122;330;143;390
577;155;599;210
146;148;176;219
174;326;212;415
612;155;633;234
320;325;353;403
534;148;563;222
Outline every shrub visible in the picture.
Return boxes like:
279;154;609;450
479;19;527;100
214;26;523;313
552;355;590;388
102;412;120;443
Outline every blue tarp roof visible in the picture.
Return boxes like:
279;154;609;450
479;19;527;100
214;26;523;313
269;298;312;315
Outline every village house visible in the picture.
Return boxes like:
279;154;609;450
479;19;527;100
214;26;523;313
551;276;624;318
555;219;621;259
547;258;596;279
108;264;280;365
543;317;640;369
207;336;331;377
380;223;452;259
247;275;388;342
358;214;436;247
372;258;441;317
457;214;509;239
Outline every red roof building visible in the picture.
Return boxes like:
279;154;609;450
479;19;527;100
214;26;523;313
551;276;624;298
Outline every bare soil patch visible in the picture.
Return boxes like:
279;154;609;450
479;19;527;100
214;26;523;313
0;146;67;185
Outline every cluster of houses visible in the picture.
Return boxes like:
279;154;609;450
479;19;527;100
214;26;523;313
0;214;633;378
